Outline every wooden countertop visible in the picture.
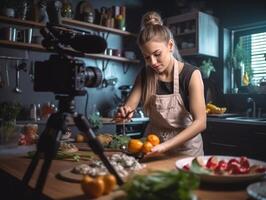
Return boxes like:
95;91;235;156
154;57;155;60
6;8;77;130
0;145;249;200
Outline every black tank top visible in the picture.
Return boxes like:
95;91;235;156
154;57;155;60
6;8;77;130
156;63;199;112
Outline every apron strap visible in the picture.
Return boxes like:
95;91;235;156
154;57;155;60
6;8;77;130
173;60;179;94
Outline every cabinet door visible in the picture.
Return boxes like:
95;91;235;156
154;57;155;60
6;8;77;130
203;122;244;156
166;11;219;57
198;12;219;57
245;126;266;161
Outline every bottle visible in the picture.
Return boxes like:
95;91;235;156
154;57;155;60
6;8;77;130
30;104;37;121
36;104;41;121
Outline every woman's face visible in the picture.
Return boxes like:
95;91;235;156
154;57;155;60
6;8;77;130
140;39;173;73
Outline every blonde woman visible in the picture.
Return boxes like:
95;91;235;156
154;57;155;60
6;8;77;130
141;11;182;61
115;17;206;157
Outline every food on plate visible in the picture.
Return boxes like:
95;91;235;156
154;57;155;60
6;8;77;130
183;156;266;175
96;133;113;146
100;134;130;150
59;141;79;153
73;153;144;178
122;170;199;200
206;103;227;114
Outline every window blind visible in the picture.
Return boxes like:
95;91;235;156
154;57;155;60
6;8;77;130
241;32;266;85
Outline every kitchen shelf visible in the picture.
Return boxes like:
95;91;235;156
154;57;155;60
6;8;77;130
0;16;44;29
0;16;137;37
0;16;140;64
62;18;137;37
0;40;140;64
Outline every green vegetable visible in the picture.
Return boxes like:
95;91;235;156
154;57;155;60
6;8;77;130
122;170;199;200
190;158;211;175
27;151;93;162
107;135;130;149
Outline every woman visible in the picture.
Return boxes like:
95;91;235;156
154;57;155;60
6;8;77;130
115;17;206;157
140;11;182;61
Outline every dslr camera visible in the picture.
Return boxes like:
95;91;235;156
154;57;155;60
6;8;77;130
34;15;106;96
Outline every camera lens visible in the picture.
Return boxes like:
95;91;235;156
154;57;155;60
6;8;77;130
84;67;102;87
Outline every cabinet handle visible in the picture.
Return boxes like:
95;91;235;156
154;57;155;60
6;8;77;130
210;142;237;148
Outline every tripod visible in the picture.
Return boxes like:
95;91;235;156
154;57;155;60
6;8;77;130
22;95;123;198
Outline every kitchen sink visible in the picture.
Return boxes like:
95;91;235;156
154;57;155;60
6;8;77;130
225;116;266;122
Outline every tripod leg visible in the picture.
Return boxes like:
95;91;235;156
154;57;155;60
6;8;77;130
74;114;124;185
22;112;66;197
22;149;42;185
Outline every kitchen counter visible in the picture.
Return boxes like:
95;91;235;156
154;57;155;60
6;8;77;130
207;115;266;125
0;145;249;200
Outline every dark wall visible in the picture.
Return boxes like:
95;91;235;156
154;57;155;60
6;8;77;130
0;0;144;119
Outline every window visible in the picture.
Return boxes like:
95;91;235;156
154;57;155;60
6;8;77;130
234;26;266;86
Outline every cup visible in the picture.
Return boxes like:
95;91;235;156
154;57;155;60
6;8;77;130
24;28;32;43
0;27;16;41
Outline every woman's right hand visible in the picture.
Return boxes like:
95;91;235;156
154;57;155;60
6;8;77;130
114;105;134;123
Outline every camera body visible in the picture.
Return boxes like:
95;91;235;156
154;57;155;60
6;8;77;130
34;55;102;96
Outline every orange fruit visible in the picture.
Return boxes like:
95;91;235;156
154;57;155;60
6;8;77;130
142;141;153;154
147;134;160;146
81;175;105;198
128;139;144;153
101;174;117;194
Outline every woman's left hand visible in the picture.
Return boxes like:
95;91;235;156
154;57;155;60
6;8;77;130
148;143;169;155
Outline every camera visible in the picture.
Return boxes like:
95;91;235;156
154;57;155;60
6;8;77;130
34;54;102;96
33;16;107;96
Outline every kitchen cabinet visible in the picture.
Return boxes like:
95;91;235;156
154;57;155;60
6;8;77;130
202;120;266;161
166;11;219;57
0;16;140;64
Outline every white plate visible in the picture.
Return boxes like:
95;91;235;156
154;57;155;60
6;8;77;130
175;155;266;183
247;181;266;200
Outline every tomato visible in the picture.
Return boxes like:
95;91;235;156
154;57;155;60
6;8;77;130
128;139;144;153
206;156;218;170
255;166;266;173
182;164;190;171
81;175;105;198
214;160;228;174
239;156;250;169
142;141;153;154
147;134;160;146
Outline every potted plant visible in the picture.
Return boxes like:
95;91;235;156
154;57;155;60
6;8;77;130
200;59;215;79
227;40;253;89
0;102;21;144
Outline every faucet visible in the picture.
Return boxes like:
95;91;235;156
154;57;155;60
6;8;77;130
247;97;256;118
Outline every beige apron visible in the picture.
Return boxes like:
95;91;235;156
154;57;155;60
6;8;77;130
145;60;204;157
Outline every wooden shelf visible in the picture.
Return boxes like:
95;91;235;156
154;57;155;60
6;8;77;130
0;16;137;37
0;40;140;64
62;18;137;37
0;16;44;28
